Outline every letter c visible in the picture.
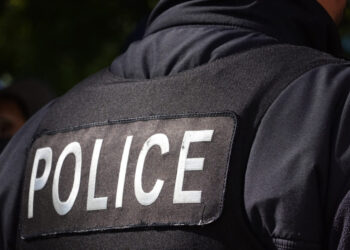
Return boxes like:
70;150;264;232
134;133;169;206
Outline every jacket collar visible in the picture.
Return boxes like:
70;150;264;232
145;0;343;57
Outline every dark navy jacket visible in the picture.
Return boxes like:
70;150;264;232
1;0;350;249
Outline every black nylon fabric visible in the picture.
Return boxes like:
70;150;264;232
16;44;343;250
145;0;341;55
111;0;342;79
244;63;350;250
41;45;342;133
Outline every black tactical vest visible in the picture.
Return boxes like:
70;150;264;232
17;44;342;249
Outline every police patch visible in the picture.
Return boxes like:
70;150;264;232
19;113;237;239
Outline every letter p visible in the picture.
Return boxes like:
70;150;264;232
28;147;52;219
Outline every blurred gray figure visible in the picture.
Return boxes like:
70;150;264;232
0;79;55;152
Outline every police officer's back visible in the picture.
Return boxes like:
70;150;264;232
1;0;350;249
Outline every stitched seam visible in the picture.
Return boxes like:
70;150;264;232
35;111;235;138
144;22;267;38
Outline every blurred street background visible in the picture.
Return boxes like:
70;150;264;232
0;0;156;94
0;0;350;94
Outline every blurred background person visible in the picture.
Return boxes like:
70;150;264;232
0;79;55;152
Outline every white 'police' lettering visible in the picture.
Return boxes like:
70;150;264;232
22;115;237;239
28;130;213;217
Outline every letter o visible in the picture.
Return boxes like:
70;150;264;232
52;142;82;215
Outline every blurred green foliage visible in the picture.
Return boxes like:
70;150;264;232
0;1;350;94
0;0;155;94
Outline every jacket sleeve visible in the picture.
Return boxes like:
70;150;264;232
0;101;53;250
328;70;350;249
244;63;350;250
